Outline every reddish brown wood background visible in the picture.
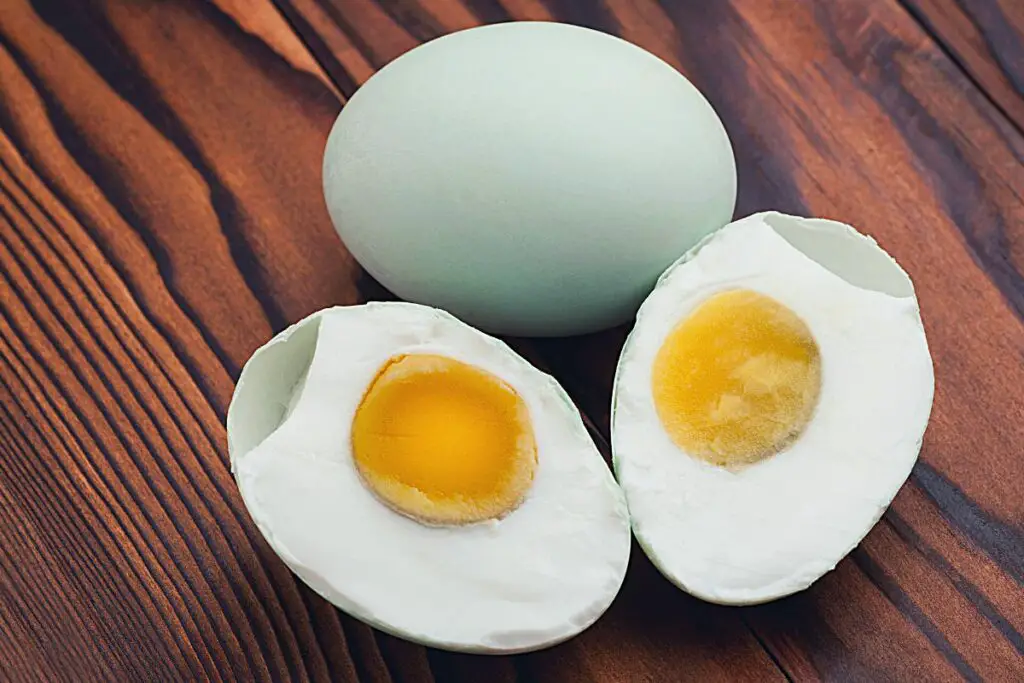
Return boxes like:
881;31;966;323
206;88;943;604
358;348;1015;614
0;0;1021;681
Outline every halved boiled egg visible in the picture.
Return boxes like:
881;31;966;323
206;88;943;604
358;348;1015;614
228;302;630;653
612;211;934;605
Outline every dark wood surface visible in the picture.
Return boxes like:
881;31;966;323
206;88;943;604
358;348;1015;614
900;0;1024;131
0;0;1021;681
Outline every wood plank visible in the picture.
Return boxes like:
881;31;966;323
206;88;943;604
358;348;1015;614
900;0;1024;131
275;0;1024;680
0;0;364;680
0;0;781;681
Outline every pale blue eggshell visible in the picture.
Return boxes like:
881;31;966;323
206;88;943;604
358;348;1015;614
323;21;736;336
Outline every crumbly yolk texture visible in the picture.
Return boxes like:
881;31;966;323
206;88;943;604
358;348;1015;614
652;289;821;467
351;353;537;525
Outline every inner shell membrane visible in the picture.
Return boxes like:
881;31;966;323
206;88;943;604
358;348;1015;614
351;353;538;525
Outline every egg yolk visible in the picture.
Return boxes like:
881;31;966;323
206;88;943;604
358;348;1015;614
351;353;537;525
652;289;821;467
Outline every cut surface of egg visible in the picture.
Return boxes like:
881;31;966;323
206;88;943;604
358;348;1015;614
612;212;934;605
323;21;736;336
228;302;630;652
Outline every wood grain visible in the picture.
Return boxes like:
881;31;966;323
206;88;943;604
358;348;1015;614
900;0;1024;131
0;0;367;680
0;0;778;681
0;0;1020;681
275;0;1024;681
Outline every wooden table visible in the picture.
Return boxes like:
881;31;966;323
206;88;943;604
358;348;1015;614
0;1;1021;681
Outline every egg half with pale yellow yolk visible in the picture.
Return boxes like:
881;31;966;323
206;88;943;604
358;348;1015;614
227;302;630;653
612;211;934;605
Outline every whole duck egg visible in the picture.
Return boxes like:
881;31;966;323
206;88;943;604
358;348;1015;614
323;22;737;336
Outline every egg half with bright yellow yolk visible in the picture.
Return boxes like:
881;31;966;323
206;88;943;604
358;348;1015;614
612;212;934;605
228;302;631;653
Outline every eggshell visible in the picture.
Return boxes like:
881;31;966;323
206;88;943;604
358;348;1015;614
226;304;631;652
323;22;736;336
611;212;935;605
227;309;324;465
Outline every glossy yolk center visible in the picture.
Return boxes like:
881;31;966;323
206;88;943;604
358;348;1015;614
351;353;537;525
651;289;821;467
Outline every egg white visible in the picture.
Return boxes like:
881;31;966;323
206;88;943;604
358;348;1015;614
612;212;934;605
229;302;630;653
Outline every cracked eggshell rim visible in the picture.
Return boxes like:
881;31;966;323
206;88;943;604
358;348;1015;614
226;302;629;653
610;211;936;605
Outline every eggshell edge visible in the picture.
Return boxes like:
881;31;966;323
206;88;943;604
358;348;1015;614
610;211;936;606
227;301;630;653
